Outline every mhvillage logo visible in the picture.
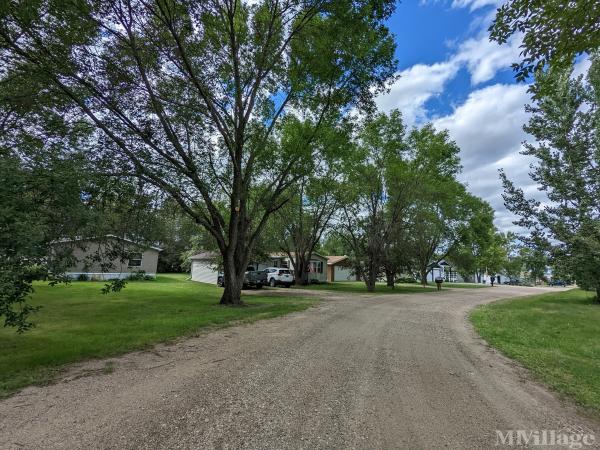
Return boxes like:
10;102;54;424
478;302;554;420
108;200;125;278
496;428;596;449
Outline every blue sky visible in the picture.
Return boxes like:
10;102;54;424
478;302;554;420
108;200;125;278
374;0;541;232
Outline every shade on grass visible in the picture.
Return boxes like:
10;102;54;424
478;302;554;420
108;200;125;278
0;274;315;397
471;289;600;413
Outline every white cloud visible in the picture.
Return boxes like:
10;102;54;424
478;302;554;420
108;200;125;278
376;30;522;126
572;55;592;79
432;83;539;231
451;0;501;11
433;83;529;165
453;33;522;84
376;61;459;127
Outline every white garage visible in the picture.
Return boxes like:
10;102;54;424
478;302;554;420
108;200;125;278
190;252;220;284
326;256;356;282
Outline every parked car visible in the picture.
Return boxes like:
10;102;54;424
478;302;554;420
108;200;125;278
264;267;294;287
217;266;267;289
550;279;567;287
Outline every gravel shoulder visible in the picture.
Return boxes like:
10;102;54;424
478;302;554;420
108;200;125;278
1;285;598;449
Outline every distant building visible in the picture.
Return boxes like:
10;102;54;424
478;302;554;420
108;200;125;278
53;236;161;280
427;260;465;283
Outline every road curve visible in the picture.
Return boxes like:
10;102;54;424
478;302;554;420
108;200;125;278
0;285;598;449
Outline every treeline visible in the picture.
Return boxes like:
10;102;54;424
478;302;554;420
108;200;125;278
257;111;505;290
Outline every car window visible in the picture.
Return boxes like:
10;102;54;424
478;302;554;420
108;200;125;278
279;270;291;274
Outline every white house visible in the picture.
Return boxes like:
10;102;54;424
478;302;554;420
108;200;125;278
427;260;465;283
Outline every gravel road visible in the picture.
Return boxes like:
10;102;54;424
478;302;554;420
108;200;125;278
1;285;598;449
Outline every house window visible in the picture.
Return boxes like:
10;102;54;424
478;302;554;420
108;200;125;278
281;260;289;268
309;261;323;274
128;252;143;267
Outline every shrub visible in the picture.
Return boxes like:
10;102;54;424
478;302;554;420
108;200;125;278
128;270;147;281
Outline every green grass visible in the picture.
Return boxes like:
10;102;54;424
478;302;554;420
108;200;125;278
293;280;486;294
0;274;315;398
292;281;436;294
471;289;600;413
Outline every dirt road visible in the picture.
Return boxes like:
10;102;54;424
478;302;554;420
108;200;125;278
1;285;598;449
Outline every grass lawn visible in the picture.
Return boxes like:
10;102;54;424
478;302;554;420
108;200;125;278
293;281;487;294
471;289;600;413
0;274;315;398
292;281;436;294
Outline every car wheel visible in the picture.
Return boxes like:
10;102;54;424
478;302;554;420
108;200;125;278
284;283;291;288
269;278;276;287
256;283;263;289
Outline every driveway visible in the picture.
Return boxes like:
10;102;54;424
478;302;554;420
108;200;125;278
0;285;598;449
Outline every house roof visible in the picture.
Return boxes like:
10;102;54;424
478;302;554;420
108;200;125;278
268;252;328;261
54;235;163;252
189;251;219;261
327;255;349;266
427;259;452;269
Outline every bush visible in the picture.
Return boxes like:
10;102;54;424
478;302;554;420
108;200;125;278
128;270;147;281
77;273;89;282
396;276;417;284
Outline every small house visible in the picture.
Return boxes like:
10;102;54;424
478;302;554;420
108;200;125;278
55;235;161;280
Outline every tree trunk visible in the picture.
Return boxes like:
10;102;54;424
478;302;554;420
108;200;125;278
596;287;600;304
365;269;376;292
354;266;362;281
219;248;246;305
385;269;395;289
294;255;309;285
420;268;428;286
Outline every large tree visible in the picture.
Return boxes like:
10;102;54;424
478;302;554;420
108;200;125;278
401;125;477;286
0;0;396;305
446;200;496;283
262;118;353;284
338;110;411;292
501;56;600;299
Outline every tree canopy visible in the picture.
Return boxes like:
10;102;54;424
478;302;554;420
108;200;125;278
501;55;600;298
490;0;600;80
0;0;397;305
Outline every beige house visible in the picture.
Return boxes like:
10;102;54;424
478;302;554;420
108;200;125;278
55;236;162;280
